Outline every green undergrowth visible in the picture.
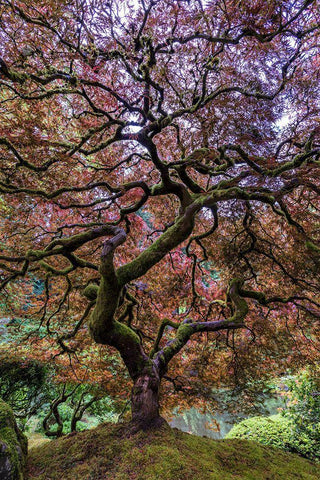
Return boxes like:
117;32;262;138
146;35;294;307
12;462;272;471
27;422;320;480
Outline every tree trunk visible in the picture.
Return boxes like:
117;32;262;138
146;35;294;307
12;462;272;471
130;371;165;430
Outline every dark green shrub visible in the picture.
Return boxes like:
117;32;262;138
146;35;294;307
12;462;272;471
225;414;293;451
282;371;320;462
226;371;320;463
0;360;47;419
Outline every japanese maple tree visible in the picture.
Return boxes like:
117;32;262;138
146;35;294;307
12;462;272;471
0;0;319;429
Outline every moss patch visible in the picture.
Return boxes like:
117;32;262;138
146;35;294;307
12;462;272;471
27;434;51;451
27;422;320;480
0;398;28;480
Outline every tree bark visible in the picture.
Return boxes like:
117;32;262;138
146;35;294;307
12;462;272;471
130;368;165;430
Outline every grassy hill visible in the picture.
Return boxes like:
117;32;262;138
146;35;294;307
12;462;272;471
27;422;320;480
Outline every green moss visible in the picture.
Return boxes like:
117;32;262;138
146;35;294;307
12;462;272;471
116;211;195;286
39;261;72;275
0;399;28;480
27;421;320;479
89;274;120;343
83;284;99;300
111;321;141;346
306;241;320;254
9;70;29;83
226;278;249;323
26;249;45;260
159;323;194;366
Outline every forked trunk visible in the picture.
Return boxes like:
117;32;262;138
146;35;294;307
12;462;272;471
131;372;165;430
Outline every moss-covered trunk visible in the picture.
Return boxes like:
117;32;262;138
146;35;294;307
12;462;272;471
87;220;203;430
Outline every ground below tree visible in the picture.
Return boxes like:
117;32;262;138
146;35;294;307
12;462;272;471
27;422;320;480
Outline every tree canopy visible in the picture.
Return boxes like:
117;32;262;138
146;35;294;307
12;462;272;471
0;0;319;429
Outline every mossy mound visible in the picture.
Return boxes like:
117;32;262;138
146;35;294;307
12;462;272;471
0;398;28;480
27;422;320;480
